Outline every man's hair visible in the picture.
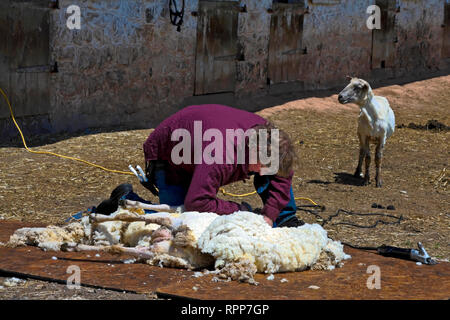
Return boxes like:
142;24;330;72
251;122;296;178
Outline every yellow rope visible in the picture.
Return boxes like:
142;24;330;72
1;87;319;206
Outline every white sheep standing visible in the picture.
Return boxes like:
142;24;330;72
338;77;395;187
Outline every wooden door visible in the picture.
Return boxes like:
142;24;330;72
268;2;305;84
194;1;239;95
442;1;450;59
0;0;51;119
371;0;396;69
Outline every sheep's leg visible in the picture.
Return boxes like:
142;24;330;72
375;138;384;188
61;243;132;255
90;213;173;230
62;243;158;259
354;133;365;178
363;137;371;185
123;200;177;213
61;243;124;254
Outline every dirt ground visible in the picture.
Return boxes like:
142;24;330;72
0;75;448;299
0;276;152;300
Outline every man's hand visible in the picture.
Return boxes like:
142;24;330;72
141;160;158;196
140;180;158;196
263;215;273;227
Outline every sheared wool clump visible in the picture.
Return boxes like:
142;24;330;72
91;221;124;246
7;223;86;251
198;211;350;274
215;259;258;285
147;253;192;269
3;277;26;287
84;210;173;247
122;222;160;247
172;211;219;241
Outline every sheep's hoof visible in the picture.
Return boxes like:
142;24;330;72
353;171;363;178
363;177;370;186
376;180;383;188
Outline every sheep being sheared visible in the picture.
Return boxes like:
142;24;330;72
7;207;350;283
198;211;349;274
338;77;395;187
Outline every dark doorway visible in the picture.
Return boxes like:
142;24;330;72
194;1;239;95
0;0;51;120
371;0;396;69
442;1;450;59
267;1;305;84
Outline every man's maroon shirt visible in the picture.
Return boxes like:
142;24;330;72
143;104;293;221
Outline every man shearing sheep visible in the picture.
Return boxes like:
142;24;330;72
141;104;303;228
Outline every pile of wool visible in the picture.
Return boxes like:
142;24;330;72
6;209;350;281
7;223;86;251
6;209;216;249
198;211;350;274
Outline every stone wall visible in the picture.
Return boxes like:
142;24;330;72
49;0;199;132
1;0;448;139
299;0;373;90
395;0;445;76
235;0;272;97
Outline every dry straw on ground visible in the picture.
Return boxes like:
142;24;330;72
0;76;449;262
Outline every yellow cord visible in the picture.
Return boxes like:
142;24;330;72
0;87;133;176
219;188;318;206
219;188;319;206
219;189;257;197
294;197;318;206
1;87;319;206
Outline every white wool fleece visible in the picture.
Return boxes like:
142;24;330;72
7;209;350;274
198;211;349;274
173;211;219;240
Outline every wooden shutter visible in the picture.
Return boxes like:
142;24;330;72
442;1;450;59
194;1;239;95
371;0;396;69
268;2;305;84
0;0;51;119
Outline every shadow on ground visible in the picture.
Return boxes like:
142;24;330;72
333;172;366;186
307;172;366;187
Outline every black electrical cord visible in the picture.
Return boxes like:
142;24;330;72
296;204;403;251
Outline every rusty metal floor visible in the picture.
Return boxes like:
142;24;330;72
0;221;194;293
1;221;449;299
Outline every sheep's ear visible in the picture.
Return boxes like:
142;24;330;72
360;82;370;98
346;75;353;81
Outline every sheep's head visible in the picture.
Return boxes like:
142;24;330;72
338;77;370;105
